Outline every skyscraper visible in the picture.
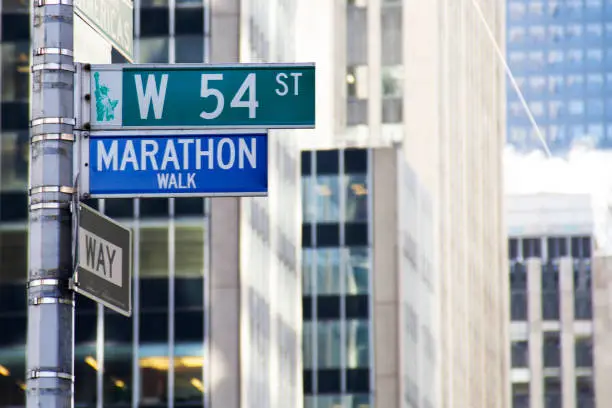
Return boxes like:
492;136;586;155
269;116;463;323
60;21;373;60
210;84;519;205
296;0;509;407
506;0;612;153
0;1;303;407
507;193;597;407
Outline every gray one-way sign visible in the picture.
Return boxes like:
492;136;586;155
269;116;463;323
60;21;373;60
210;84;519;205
74;202;132;317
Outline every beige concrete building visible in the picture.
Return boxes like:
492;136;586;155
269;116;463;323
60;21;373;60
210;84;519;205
507;193;596;408
295;0;509;407
208;1;303;408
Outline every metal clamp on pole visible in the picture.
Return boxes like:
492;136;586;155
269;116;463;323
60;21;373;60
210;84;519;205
33;47;74;57
29;296;74;307
29;186;76;195
31;117;76;127
32;63;75;73
27;278;70;290
29;201;71;211
31;133;75;143
27;370;74;382
35;0;73;6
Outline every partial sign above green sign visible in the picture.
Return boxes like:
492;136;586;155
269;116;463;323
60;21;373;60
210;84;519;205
74;0;134;61
88;63;316;129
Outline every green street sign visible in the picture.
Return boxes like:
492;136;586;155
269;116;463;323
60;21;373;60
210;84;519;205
88;63;316;129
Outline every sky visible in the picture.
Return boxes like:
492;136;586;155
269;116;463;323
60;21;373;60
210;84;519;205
504;143;612;252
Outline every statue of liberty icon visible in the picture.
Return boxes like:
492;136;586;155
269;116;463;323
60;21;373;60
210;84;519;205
93;72;119;122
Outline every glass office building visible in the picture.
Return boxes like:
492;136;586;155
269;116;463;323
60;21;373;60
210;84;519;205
300;147;439;408
0;0;209;407
506;0;612;153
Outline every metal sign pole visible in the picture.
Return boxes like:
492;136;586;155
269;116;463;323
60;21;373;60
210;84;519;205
27;0;76;406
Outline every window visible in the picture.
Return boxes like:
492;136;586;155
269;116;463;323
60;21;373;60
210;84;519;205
547;237;567;259
571;236;591;258
543;332;561;368
511;341;529;368
345;247;369;295
317;321;342;368
569;100;585;115
509;27;525;42
302;248;314;295
575;337;593;367
140;227;169;278
522;238;541;258
316;249;342;295
576;377;595;408
549;25;563;42
574;261;593;319
530;76;546;92
346;319;369;368
509;239;519;260
315;175;341;222
347;3;368;65
542;264;560;320
549;76;563;93
381;3;402;65
509;2;526;19
1;41;29;102
544;377;562;408
567;49;583;64
513;383;530;408
587;99;604;116
0;131;28;191
510;263;528;321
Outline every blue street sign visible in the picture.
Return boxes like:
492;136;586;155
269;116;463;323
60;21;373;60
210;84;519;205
80;129;268;198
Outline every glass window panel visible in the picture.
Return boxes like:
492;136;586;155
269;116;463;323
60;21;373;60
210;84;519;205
0;229;27;283
142;0;169;5
175;226;204;277
103;344;132;405
140;227;168;277
347;5;368;65
175;35;204;63
138;37;169;63
176;0;202;5
346;319;369;368
1;41;29;102
303;322;314;369
140;348;170;406
575;337;593;367
345;247;369;295
316;395;344;408
317;321;341;368
316;249;341;295
0;351;25;406
576;377;595;408
345;174;368;222
174;346;204;405
381;4;402;65
344;393;370;408
543;332;561;368
302;248;314;295
75;346;98;405
511;340;529;367
302;175;315;222
315;175;340;222
0;131;28;192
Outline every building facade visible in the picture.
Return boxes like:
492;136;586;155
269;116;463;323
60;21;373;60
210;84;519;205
506;0;612;153
0;1;303;408
301;146;438;408
507;193;596;408
296;0;509;407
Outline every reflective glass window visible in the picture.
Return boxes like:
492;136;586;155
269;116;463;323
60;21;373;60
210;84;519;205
346;319;369;368
345;247;369;295
316;248;341;295
1;41;29;102
302;248;314;295
140;348;170;406
174;345;205;405
0;352;25;406
175;35;204;63
0;131;28;192
103;343;132;405
345;174;368;222
317;321;341;368
138;37;169;63
315;175;340;222
303;322;314;368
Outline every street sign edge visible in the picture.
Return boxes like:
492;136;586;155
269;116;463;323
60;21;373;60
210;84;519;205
87;128;269;137
73;284;132;317
87;192;269;199
88;124;315;131
73;10;134;62
76;203;133;318
89;62;316;71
